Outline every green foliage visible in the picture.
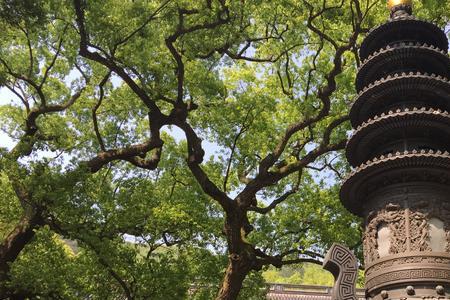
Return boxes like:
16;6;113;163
0;173;21;240
263;264;334;286
0;0;47;27
263;263;365;288
8;227;79;299
0;0;449;299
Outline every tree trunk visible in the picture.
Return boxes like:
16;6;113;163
216;258;252;300
216;209;254;300
0;214;41;297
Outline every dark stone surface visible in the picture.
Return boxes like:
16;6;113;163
340;4;450;300
359;16;448;62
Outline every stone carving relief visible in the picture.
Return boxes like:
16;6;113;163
386;209;407;254
410;198;450;252
364;198;450;295
363;205;406;263
323;243;358;300
364;195;450;265
410;210;431;252
363;225;378;263
365;254;450;277
366;268;450;291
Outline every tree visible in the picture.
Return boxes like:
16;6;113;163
263;263;334;286
1;0;449;299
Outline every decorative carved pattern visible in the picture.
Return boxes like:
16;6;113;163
356;42;450;91
361;194;450;266
350;72;450;128
363;197;450;265
363;206;406;263
323;244;358;300
410;198;450;252
340;151;450;215
366;268;450;291
359;17;448;62
366;255;450;277
363;228;378;263
409;210;431;251
387;210;407;254
346;107;450;167
345;150;450;183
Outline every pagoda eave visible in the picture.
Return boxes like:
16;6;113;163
359;16;448;61
340;151;450;216
356;43;450;91
346;108;450;166
350;73;450;127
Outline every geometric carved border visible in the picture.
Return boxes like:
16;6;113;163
366;255;450;277
323;243;358;300
366;268;450;291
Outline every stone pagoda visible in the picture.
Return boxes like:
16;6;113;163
324;1;450;300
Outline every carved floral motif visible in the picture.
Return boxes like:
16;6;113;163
363;206;406;263
410;210;431;252
363;198;450;265
411;198;450;252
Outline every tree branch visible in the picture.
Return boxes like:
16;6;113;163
113;0;172;50
174;119;233;212
248;189;297;214
39;25;68;91
223;110;252;192
86;138;163;173
92;72;111;151
73;0;160;113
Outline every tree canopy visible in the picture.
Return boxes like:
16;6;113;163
0;0;449;299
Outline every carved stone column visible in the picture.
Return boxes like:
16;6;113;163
339;0;450;299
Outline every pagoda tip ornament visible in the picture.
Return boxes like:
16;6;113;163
388;0;412;9
388;0;412;17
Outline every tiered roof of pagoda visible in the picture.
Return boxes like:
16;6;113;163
340;4;450;216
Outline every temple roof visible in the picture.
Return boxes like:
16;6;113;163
266;284;365;300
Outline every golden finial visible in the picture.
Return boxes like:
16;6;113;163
388;0;413;10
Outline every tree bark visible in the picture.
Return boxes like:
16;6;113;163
0;213;42;297
216;258;252;300
216;209;254;300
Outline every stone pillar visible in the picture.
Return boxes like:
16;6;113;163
340;0;450;299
